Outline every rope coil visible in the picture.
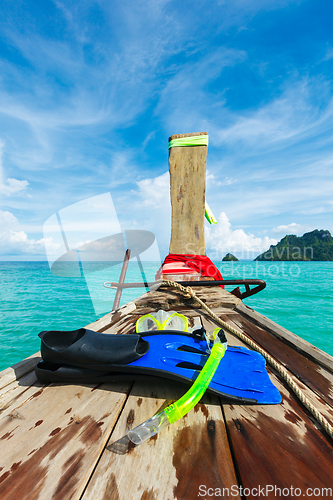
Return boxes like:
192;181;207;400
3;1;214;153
161;280;333;440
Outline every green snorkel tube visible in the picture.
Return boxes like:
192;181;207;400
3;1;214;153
127;328;228;445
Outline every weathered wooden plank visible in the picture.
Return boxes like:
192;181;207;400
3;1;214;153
169;132;208;255
236;301;333;372
0;370;41;414
223;374;333;499
129;305;203;317
221;313;333;409
130;306;239;317
82;379;241;500
0;380;131;500
134;286;241;314
0;353;41;391
203;307;239;315
85;301;136;332
100;314;140;335
201;314;333;496
162;272;201;281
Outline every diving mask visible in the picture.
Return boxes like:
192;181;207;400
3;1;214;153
136;310;189;333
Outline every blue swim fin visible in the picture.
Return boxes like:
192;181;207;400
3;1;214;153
35;329;281;405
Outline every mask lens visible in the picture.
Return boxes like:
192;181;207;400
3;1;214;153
136;315;159;332
165;314;188;331
146;318;158;331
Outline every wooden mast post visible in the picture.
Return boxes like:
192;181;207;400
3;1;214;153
169;132;208;256
160;132;209;281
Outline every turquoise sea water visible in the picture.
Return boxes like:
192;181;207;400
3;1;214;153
0;261;332;371
218;261;333;356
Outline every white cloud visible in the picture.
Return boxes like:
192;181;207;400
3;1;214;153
206;171;237;187
0;209;55;256
0;210;18;228
0;178;29;196
221;177;237;186
118;172;172;256
323;47;333;61
135;171;170;209
272;222;311;236
0;3;185;182
213;77;333;152
206;171;216;184
206;211;277;259
0;1;185;136
0;140;29;197
156;47;246;131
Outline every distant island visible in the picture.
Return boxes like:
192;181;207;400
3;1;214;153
255;229;333;261
222;253;239;261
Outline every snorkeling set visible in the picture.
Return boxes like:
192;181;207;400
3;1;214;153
35;310;281;445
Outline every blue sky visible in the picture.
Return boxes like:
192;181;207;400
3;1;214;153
0;0;333;260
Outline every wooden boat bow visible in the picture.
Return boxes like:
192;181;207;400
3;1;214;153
0;132;332;499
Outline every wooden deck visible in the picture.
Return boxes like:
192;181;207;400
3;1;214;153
1;286;333;500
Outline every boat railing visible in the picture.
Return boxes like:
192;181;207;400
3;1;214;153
104;279;266;300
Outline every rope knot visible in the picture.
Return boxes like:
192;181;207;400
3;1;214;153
183;286;195;299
